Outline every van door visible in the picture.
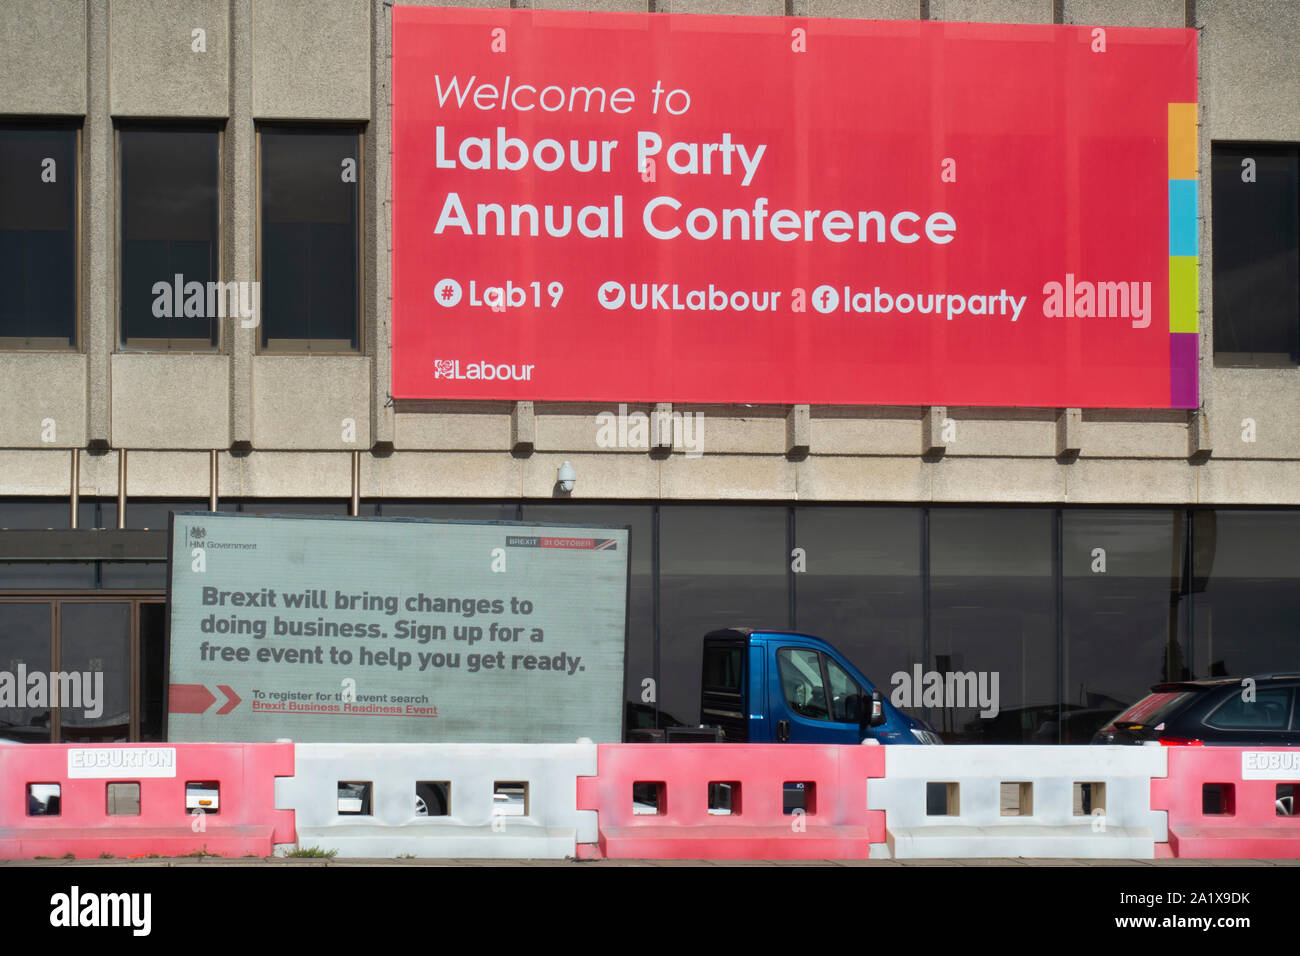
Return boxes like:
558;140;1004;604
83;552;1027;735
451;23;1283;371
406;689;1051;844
769;646;863;744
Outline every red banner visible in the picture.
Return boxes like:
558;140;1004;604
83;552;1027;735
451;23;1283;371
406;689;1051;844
392;9;1198;407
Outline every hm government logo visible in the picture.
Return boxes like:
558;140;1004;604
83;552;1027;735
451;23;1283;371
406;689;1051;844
433;359;536;382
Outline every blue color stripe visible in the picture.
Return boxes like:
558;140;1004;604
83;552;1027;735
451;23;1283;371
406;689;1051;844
1169;179;1198;257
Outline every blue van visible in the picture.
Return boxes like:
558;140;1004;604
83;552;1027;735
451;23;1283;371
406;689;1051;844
697;628;942;745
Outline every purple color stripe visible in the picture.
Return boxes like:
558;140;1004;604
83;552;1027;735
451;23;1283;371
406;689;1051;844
1170;332;1198;408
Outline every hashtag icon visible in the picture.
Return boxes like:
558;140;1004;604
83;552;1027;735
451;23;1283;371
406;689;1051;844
434;279;461;307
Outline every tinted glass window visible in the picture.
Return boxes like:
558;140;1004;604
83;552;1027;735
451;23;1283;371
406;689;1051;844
1212;144;1300;364
1063;510;1186;739
703;645;743;693
260;127;360;350
658;506;787;727
120;127;220;347
930;509;1055;743
0;603;53;742
0;124;77;347
138;603;167;741
1207;687;1293;730
793;506;923;715
778;648;829;721
59;603;131;742
1191;511;1300;677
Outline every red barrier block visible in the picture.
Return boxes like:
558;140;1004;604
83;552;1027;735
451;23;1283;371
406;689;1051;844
576;744;885;859
1151;747;1300;858
0;743;295;860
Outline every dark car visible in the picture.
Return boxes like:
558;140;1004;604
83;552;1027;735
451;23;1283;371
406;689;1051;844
1092;673;1300;747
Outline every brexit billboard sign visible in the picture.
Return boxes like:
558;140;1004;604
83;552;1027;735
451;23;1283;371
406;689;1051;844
391;9;1198;408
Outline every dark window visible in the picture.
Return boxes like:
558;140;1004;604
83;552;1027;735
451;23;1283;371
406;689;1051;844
120;126;220;348
138;602;166;741
260;126;360;351
0;603;54;742
658;505;788;727
1191;510;1300;677
793;506;924;717
1212;144;1300;365
1063;510;1186;740
929;509;1055;743
702;645;743;694
0;123;77;348
1206;687;1293;731
59;602;131;742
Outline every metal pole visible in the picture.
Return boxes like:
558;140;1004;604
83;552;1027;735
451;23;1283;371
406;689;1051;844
351;451;360;516
209;450;218;511
69;449;80;529
117;449;127;529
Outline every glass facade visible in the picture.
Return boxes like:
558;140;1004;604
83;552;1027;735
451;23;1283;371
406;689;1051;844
4;500;1300;743
929;509;1055;743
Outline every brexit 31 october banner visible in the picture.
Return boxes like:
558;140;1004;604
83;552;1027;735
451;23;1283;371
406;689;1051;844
391;9;1198;408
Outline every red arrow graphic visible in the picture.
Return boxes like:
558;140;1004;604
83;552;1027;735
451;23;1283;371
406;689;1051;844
169;684;217;715
216;685;242;716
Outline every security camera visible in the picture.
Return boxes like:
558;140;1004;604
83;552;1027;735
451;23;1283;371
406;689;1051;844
557;461;576;493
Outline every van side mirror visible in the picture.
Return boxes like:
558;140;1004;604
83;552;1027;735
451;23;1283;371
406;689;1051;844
869;690;887;727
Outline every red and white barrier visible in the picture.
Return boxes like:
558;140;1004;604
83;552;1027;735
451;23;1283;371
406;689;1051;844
575;743;885;859
1152;747;1300;858
0;743;294;859
3;741;1299;860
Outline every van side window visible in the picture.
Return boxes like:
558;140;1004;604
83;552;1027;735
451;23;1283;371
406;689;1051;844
703;645;743;693
777;648;829;721
825;657;863;723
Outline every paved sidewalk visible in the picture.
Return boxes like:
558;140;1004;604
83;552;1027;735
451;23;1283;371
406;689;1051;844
3;857;1297;866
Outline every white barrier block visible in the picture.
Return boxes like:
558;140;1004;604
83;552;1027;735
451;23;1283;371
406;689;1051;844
867;745;1168;859
275;743;598;859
